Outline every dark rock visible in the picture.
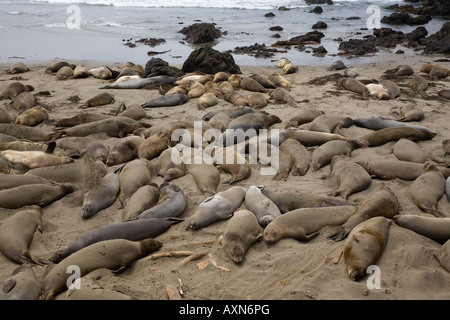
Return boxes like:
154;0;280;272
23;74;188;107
182;46;241;74
312;21;328;29
135;38;166;47
265;12;276;17
272;30;325;47
305;0;333;4
387;0;450;17
422;22;450;54
395;50;405;54
272;33;281;38
229;43;287;59
143;57;184;78
338;39;377;55
380;12;432;26
313;46;328;53
311;6;323;14
270;26;283;31
346;16;361;20
178;23;222;44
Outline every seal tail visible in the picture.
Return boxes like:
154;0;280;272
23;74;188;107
164;217;185;225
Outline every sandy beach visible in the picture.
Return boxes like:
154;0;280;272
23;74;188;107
0;49;450;305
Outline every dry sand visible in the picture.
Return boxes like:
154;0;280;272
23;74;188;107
0;53;450;302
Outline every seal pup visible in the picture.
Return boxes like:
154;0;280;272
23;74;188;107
45;61;75;74
248;92;269;109
197;92;219;110
116;104;147;120
269;87;295;105
0;123;51;141
282;62;298;74
286;128;352;147
49;217;177;263
305;114;354;133
39;238;162;300
0;82;34;100
360;126;435;147
54;113;111;127
393;105;425;122
141;93;189;108
0;205;45;265
428;66;448;81
12;91;37;113
81;166;122;219
279;138;311;176
328;155;372;200
249;74;277;89
0;144;74;169
157;147;186;181
285;108;324;128
0;265;40;300
72;65;89;78
276;58;291;68
186;163;220;196
328;186;399;242
122;184;160;221
409;162;446;218
186;186;247;230
267;74;291;90
213;147;251;184
213;71;231;83
366;83;390;100
224;91;249;107
354;117;435;136
310;139;363;172
137;129;170;160
244;186;281;228
79;92;115;109
88;66;113;79
438;89;450;100
136;184;187;220
410;75;428;94
343;216;391;281
394;214;450;245
240;77;268;93
443;139;450;157
204;81;223;98
263;205;357;244
392;138;427;163
117;159;152;208
218;81;235;95
80;141;110;163
15;106;49;126
219;209;262;264
338;78;369;97
56;66;74;80
106;136;143;166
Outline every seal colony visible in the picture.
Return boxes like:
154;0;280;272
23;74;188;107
0;54;450;301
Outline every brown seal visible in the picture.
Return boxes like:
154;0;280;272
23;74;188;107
438;90;450;100
88;66;113;79
379;79;400;99
310;139;363;172
394;214;450;244
8;62;29;74
204;81;223;98
360;126;435;147
392;138;427;163
248;92;269;109
285;108;324;128
329;186;399;241
328;155;372;200
0;264;40;300
0;82;34;100
122;183;160;221
391;64;414;77
218;81;235;96
79;92;115;109
219;209;262;264
305;114;353;133
157;147;186;181
54;113;111;127
213;71;231;83
208;111;231;132
267;74;291;90
106;136;143;166
443;139;450;157
249;74;277;89
240;77;267;93
197;92;219;110
0;205;45;265
420;62;436;73
0;123;51;141
15;106;49;126
393;105;425;122
279;138;311;176
56;66;74;80
186;163;220;196
0;108;11;123
409;162;446;218
410;75;428;94
45;61;75;74
228;74;241;89
227;112;281;129
80;141;110;163
262;187;351;213
213;147;251;184
428;66;448;81
137;129;170;160
0;174;57;190
40;238;162;300
282;62;298;74
12;92;37;113
245;186;281;228
435;239;450;273
116;104;147;120
356;159;439;180
118;159;152;208
343;216;391;281
263;205;357;244
269;87;295;105
285;128;353;147
224;91;249;107
187;81;206;98
72;65;89;78
339;78;369;97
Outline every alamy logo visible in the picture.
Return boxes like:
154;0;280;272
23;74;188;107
366;5;381;30
66;265;81;290
66;5;81;30
366;265;381;290
170;121;280;175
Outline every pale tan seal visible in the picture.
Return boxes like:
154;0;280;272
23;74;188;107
186;163;220;196
248;92;268;109
310;139;363;172
305;114;354;133
428;66;448;81
240;77;267;93
15;106;49;126
218;81;235;96
157;147;186;181
285;108;324;128
208;111;231;132
339;78;369;97
0;82;34;100
224;91;249;107
213;71;231;83
366;83;390;100
410;75;428;94
0;147;74;169
392;138;427;163
269;87;295;105
249;74;277;89
276;58;291;68
285;128;353;147
88;66;113;79
122;183;160;221
39;238;162;300
137;129;170;160
213;147;251;184
409;162;446;218
343;216;391;281
420;62;436;73
244;185;281;228
394;214;450;244
72;65;89;78
56;66;74;80
393;105;425;122
204;81;223;98
116;104;147;120
118;159;152;208
228;74;241;88
197;92;219;110
186;186;247;230
219;209;262;264
279;138;311;176
65;274;135;300
268;74;291;90
0;264;40;300
0;205;44;265
329;186;399;241
12;92;37;113
79;92;115;109
187;80;206;98
263;205;358;244
106;136;143;166
282;62;298;74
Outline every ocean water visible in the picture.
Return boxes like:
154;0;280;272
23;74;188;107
0;0;446;67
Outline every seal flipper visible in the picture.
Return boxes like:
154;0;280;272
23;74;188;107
44;141;56;154
2;278;16;294
164;217;184;225
327;226;346;242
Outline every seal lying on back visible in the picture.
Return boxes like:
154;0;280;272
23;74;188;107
136;184;187;220
245;186;281;228
141;93;189;108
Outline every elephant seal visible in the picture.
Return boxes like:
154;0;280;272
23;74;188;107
394;214;450;244
339;78;369;97
228;74;242;89
438;90;450;100
268;74;291;90
204;81;223;98
80;141;110;163
428;66;448;80
0;205;44;265
392;138;427;163
0;108;11;123
142;93;189;108
394;105;425;122
356;159;433;181
305;114;354;134
122;184;160;221
186;186;247;230
240;77;267;93
208;112;232;132
329;186;399;242
409;162;446;218
218;81;235;96
360;126;436;147
88;66;113;79
197;92;219;110
187;81;206;99
282;62;298;74
116;104;147;120
244;186;281;228
366;83;390;100
213;147;251;184
40;238;162;300
285;108;324;128
263;205;357;244
343;216;391;281
157;147;186;181
224;91;249;107
0;124;51;141
72;65;89;78
279;138;311;176
0;82;34;100
101;76;176;89
276;58;291;68
12;92;37;113
420;62;436;73
249;74;277;89
248;92;269;109
269;87;295;105
379;80;400;99
228;112;281;129
443;139;450;157
15;107;49;126
137;130;170;160
8;62;29;74
310;139;363;172
386;64;414;77
186;163;220;196
0;174;57;190
106;136;143;166
56;66;74;80
0;264;40;300
79;92;115;109
354;117;435;136
81;166;122;219
117;159;152;208
262;188;351;213
50;217;177;263
136;184;187;220
286;128;352;147
213;71;231;83
447;176;450;202
219;209;262;264
327;60;347;71
0;145;74;169
329;155;372;200
54;113;111;127
435;239;450;273
410;75;428;94
45;61;75;74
